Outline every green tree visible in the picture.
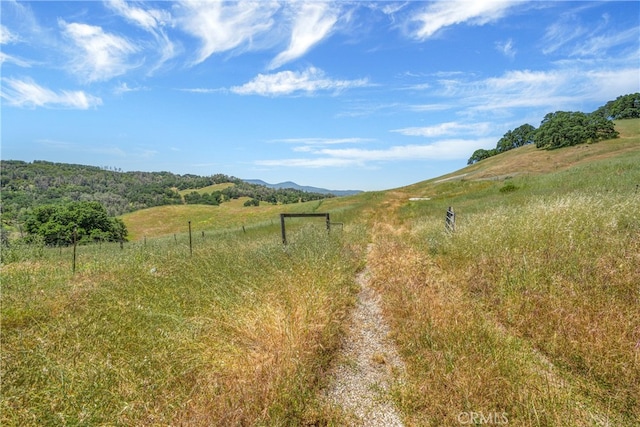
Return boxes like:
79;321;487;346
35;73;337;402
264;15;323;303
24;201;128;246
594;93;640;119
496;124;536;153
534;111;618;150
243;198;260;207
467;148;497;165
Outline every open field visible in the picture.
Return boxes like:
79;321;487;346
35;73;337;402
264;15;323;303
2;120;639;425
177;183;235;196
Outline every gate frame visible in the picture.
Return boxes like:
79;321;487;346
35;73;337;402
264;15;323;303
280;213;330;244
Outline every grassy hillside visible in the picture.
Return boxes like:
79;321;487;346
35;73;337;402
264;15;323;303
365;119;640;425
2;119;638;426
177;183;235;196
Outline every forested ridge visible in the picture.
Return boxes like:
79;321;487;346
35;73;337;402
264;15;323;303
0;161;333;226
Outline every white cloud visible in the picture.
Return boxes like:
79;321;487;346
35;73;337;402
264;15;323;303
1;77;102;109
0;52;32;67
317;139;490;161
0;23;33;67
541;18;587;55
570;27;640;57
274;137;370;145
230;67;369;96
177;1;279;65
269;2;339;70
113;82;147;95
393;122;492;137
106;0;171;32
60;20;138;82
0;24;19;44
410;1;520;40
179;87;224;94
454;67;640;113
495;38;516;58
256;157;359;168
256;138;493;169
406;103;452;112
105;0;176;72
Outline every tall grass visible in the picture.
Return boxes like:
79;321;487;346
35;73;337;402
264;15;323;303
1;223;368;425
369;188;639;425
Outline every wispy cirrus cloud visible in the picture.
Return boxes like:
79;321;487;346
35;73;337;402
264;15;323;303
443;67;639;113
256;138;493;169
113;82;147;96
1;77;102;109
274;137;372;153
569;27;640;57
60;20;138;82
542;6;639;58
230;66;370;96
274;137;371;146
268;2;339;70
105;0;176;72
318;139;493;161
177;1;279;65
255;157;357;168
495;38;516;58
106;0;171;32
393;122;493;137
0;24;19;44
0;23;33;67
409;0;521;40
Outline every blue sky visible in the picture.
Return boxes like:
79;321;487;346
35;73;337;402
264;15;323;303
1;1;638;191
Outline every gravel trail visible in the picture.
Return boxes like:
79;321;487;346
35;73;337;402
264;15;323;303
325;253;405;426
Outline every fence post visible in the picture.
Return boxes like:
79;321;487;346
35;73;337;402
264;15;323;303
280;214;287;244
72;227;78;274
446;207;456;233
326;213;331;234
189;221;193;256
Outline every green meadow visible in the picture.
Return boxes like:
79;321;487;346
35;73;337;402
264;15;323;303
2;120;639;425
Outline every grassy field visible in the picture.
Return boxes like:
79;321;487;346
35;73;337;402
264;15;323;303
2;119;639;425
366;119;640;425
177;183;235;197
2;225;369;425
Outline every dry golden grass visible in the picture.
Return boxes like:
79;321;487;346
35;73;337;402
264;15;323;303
121;197;338;241
177;182;235;196
368;226;637;426
1;227;367;426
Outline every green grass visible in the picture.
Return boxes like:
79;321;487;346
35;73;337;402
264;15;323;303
1;224;368;425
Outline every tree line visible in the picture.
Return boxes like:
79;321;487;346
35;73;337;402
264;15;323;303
0;162;334;246
0;162;333;222
468;93;639;164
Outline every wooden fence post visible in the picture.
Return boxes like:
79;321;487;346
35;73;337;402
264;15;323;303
189;221;193;256
72;227;78;274
446;207;456;233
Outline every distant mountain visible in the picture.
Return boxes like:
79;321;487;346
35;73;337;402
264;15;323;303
244;179;362;197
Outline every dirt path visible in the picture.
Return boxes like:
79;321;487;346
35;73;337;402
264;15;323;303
325;251;405;426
